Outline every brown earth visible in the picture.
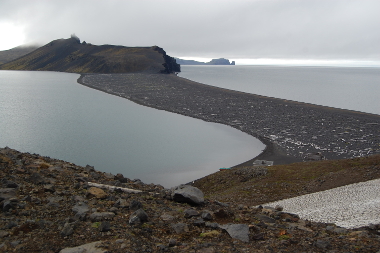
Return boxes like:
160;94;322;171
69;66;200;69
1;148;380;252
193;154;380;207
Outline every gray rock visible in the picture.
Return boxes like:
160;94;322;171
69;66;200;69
128;215;140;225
255;214;276;223
184;208;199;218
114;198;128;208
171;223;189;233
314;239;331;249
333;227;348;234
160;214;175;221
0;230;9;238
201;211;213;221
61;223;74;237
29;172;46;184
5;221;18;229
99;221;111;232
171;184;204;205
220;224;249;242
3;198;18;212
215;201;229;207
10;240;21;247
129;208;148;224
44;184;55;192
129;200;143;211
168;238;177;247
193;218;205;226
59;241;106;253
4;180;18;188
0;188;16;201
89;212;115;221
205;222;219;229
72;202;90;214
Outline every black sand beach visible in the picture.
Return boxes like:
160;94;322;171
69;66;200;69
77;73;380;167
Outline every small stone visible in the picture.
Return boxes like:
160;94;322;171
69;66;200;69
275;205;283;211
314;239;331;249
160;214;175;221
87;187;107;199
99;221;111;232
0;230;9;238
168;238;177;247
193;218;205;226
184;208;199;218
89;212;115;221
72;202;90;214
201;211;213;221
129;200;143;211
5;181;18;188
60;223;74;237
171;223;189;233
44;184;55;192
255;214;276;223
29;173;46;185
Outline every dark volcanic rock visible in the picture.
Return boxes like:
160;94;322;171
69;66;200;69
219;224;250;242
171;184;204;205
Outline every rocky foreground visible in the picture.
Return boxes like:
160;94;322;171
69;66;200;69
1;147;380;252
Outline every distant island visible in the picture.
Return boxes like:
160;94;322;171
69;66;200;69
0;35;180;74
175;57;235;65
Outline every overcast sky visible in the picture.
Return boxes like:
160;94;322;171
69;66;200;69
1;0;379;63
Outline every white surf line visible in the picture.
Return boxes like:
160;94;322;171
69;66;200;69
264;178;380;228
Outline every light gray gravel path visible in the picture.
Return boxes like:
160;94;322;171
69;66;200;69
265;179;380;228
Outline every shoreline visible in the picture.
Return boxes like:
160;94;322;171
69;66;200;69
77;73;380;167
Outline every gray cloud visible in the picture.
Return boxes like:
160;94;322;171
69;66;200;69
1;0;379;60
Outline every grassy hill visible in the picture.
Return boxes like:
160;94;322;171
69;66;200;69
0;36;180;74
0;45;39;65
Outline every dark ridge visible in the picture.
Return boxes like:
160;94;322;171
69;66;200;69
0;37;180;74
0;45;39;65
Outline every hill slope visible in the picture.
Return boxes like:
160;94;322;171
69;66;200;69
0;45;39;65
0;37;180;74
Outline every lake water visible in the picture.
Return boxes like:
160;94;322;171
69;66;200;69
0;70;264;187
179;65;380;115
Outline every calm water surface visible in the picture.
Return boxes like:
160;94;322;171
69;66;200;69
179;65;380;115
0;71;264;187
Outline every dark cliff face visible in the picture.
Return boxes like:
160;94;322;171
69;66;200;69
151;46;181;73
0;38;180;74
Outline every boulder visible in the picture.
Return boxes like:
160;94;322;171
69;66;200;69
184;208;199;218
219;224;249;242
87;187;107;199
0;188;16;201
171;185;204;205
129;208;148;225
89;212;115;221
171;223;189;234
